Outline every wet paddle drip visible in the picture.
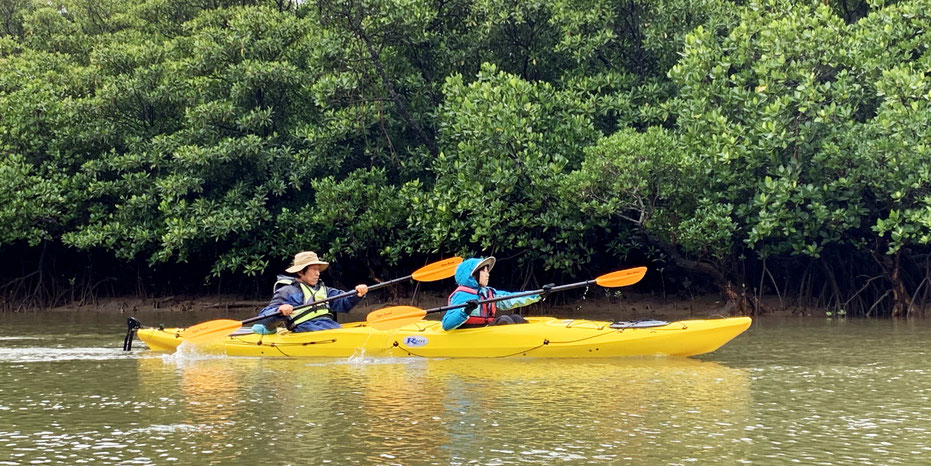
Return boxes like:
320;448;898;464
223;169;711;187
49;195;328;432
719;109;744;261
573;285;590;314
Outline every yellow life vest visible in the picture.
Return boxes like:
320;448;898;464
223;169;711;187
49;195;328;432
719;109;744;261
275;277;334;328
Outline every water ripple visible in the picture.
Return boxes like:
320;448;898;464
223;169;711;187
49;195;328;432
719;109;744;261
0;346;143;363
2;316;931;464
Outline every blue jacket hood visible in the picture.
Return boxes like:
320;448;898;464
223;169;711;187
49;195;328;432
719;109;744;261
454;258;483;288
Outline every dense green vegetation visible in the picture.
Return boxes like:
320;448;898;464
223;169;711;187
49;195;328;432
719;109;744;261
1;0;929;316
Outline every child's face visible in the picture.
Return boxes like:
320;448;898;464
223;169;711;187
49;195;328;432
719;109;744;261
477;266;490;287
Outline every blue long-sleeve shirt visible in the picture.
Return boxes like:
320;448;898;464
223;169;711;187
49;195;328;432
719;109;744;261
257;281;363;332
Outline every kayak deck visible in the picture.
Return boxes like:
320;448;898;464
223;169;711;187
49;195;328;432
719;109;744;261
136;316;751;358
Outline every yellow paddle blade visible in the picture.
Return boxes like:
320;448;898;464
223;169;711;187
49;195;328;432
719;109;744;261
594;267;648;288
411;257;463;282
181;319;242;344
366;306;427;330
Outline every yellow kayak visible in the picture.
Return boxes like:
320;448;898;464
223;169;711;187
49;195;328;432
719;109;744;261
136;316;751;358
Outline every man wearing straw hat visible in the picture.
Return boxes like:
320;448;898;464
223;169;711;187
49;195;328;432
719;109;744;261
253;251;368;333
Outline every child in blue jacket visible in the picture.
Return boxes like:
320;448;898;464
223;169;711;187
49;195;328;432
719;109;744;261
441;257;540;331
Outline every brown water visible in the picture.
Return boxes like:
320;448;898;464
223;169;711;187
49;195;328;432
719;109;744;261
1;312;930;464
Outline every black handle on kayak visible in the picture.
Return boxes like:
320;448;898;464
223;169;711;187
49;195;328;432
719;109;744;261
122;317;142;351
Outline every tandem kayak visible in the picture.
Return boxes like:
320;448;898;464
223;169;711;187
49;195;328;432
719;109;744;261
134;316;751;358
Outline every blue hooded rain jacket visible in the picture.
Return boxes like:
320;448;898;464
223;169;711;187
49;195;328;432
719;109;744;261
441;258;541;331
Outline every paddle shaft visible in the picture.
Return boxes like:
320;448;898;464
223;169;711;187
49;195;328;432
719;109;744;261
421;279;596;316
242;274;410;325
364;267;646;330
172;257;463;344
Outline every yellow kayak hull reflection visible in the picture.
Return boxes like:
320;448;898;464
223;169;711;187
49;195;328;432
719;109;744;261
137;316;751;358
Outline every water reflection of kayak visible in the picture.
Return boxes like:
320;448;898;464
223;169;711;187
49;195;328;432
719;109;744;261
131;353;753;463
136;316;751;358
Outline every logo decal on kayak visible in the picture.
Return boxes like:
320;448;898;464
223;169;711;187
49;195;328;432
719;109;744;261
402;336;429;347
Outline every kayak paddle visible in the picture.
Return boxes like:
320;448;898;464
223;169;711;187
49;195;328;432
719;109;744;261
181;257;463;344
365;266;648;330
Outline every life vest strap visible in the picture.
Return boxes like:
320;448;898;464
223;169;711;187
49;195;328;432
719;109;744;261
448;286;496;324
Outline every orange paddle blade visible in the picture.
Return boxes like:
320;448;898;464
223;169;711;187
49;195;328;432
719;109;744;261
595;267;648;288
411;257;463;282
366;306;427;330
181;319;242;344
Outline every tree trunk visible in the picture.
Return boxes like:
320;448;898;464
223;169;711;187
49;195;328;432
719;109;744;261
640;232;759;315
885;250;913;317
342;8;439;157
821;257;843;313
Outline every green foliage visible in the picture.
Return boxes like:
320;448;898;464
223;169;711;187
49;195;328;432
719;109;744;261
568;126;737;261
0;0;30;39
571;0;931;298
0;154;67;245
63;6;316;272
465;0;563;81
0;45;100;245
550;0;739;131
305;168;407;266
0;0;929;313
551;0;738;78
848;1;931;253
667;0;873;259
411;64;600;271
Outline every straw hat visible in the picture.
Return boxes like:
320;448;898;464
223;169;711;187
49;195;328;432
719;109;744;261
285;251;330;273
471;256;496;278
